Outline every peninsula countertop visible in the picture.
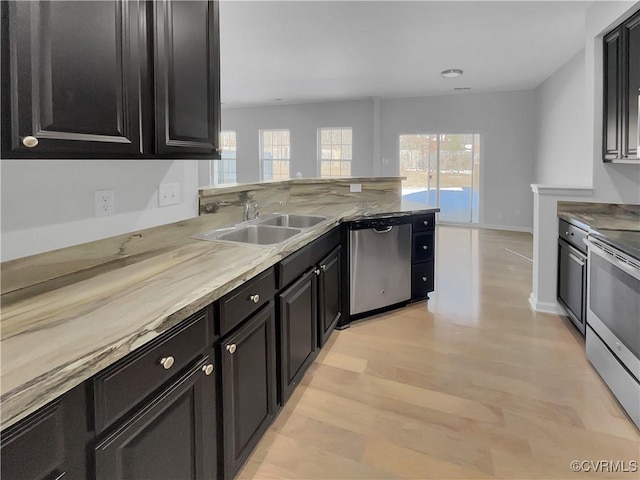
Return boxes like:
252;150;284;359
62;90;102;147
0;201;438;430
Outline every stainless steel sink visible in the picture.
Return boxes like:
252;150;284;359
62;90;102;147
199;224;301;246
256;214;327;229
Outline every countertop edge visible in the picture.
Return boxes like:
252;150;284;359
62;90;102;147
0;206;438;431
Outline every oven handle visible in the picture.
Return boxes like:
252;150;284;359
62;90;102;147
588;238;640;281
568;252;585;266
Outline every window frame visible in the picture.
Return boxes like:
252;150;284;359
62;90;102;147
259;128;291;181
215;130;237;185
317;127;353;178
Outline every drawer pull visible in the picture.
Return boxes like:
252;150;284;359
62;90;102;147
422;276;427;282
202;363;214;376
422;245;428;250
159;356;175;369
22;136;39;148
249;294;260;303
226;344;237;354
314;269;321;276
321;264;327;271
423;220;429;226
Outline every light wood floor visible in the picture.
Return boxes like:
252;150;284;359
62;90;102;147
239;226;640;479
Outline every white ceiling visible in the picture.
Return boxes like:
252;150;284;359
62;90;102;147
220;1;592;106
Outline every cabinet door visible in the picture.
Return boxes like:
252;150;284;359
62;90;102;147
279;269;318;404
2;1;144;157
318;246;342;348
220;303;276;480
95;355;217;480
604;28;623;161
1;383;89;480
154;0;221;156
623;11;640;159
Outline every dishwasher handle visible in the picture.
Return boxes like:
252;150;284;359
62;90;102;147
373;226;393;233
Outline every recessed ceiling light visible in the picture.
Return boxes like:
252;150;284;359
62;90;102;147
454;87;471;91
441;69;463;78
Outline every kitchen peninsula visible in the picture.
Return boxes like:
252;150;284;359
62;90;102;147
1;177;438;479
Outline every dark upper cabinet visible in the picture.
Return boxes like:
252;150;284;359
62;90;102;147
95;354;217;480
603;9;640;162
278;268;318;404
1;0;221;158
1;383;90;480
1;0;144;157
154;0;221;155
318;246;342;348
220;303;276;480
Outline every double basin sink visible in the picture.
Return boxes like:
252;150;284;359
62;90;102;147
193;214;331;247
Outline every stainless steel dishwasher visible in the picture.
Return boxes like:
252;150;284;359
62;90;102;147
349;217;412;316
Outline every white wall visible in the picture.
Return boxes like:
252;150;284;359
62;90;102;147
533;49;589;185
1;160;200;261
380;91;536;230
220;99;374;182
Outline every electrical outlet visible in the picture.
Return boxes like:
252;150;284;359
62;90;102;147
350;183;362;193
158;183;180;207
95;189;115;217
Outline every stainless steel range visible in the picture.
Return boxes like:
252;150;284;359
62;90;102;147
586;230;640;429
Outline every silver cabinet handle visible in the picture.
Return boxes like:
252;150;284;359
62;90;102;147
202;363;214;376
373;226;393;233
422;245;428;250
249;294;260;303
22;136;38;148
226;344;237;354
320;264;327;271
314;269;321;276
159;356;175;369
422;276;427;282
423;220;429;226
216;147;223;154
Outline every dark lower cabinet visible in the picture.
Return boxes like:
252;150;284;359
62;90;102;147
278;269;318;404
318;246;342;347
220;303;276;480
1;383;90;480
94;354;217;480
410;213;436;302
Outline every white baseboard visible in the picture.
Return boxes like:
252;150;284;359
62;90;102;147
482;223;533;234
528;292;566;315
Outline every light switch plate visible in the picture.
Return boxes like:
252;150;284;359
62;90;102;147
159;183;180;207
350;183;362;193
95;189;115;217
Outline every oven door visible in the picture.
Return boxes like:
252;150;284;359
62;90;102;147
587;238;640;380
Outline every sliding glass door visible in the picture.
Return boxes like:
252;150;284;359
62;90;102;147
400;133;480;223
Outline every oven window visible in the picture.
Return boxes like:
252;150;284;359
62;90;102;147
590;254;640;358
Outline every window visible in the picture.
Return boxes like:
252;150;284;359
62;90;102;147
214;131;237;184
319;128;352;177
260;129;290;180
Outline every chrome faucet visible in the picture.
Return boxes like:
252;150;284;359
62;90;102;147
243;200;283;221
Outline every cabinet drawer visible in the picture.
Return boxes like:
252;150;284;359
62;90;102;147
558;219;587;253
276;227;340;290
219;268;275;336
413;232;434;263
93;309;211;434
412;261;434;299
412;213;435;232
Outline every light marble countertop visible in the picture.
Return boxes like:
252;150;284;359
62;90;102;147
0;201;438;431
557;202;640;232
